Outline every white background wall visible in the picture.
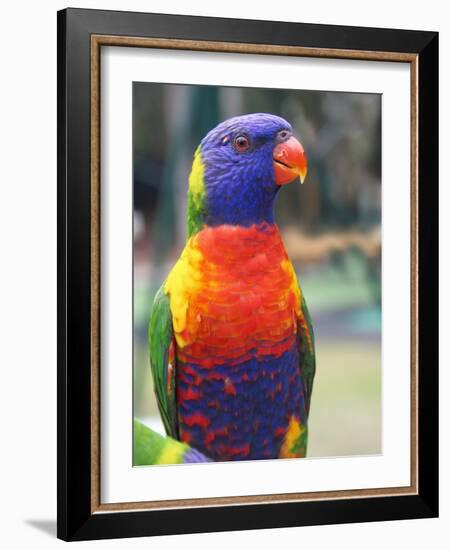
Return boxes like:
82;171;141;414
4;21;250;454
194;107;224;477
0;1;447;548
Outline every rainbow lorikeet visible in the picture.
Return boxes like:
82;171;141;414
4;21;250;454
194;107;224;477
149;113;315;462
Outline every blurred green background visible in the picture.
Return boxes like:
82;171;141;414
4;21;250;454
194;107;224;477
133;82;382;458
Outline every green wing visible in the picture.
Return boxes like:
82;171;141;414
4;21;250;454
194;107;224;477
297;286;316;419
148;285;178;438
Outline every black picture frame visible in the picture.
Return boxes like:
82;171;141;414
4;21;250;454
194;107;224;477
57;7;438;541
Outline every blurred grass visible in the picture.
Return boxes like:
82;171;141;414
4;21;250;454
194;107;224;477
134;342;159;418
307;342;381;457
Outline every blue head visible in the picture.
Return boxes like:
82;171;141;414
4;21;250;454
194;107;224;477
190;113;307;230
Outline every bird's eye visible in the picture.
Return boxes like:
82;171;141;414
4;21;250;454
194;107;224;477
234;135;250;153
278;130;290;141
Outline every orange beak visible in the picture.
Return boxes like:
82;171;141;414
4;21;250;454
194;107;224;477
273;136;307;185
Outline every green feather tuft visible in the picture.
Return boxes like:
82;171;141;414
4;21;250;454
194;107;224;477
186;146;207;237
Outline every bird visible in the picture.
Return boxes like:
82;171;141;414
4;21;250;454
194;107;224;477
148;113;315;462
134;419;211;465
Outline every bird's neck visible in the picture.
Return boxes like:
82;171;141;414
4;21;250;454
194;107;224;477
206;199;276;229
186;181;279;238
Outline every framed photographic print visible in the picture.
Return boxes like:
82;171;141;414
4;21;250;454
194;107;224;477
57;8;438;541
